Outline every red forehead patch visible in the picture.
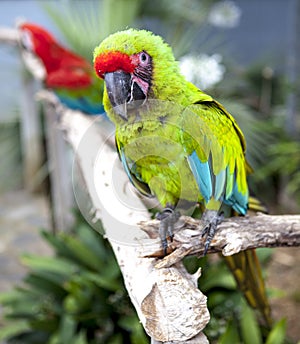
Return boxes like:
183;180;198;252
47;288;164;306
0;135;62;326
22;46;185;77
94;51;135;79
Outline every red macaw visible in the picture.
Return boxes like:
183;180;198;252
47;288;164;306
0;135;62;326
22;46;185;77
19;22;104;115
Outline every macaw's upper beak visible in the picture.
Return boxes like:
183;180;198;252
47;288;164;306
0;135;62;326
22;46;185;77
104;71;146;120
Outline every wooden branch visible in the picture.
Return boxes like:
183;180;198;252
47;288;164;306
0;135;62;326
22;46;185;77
139;214;300;268
0;27;18;44
43;100;76;231
19;73;45;192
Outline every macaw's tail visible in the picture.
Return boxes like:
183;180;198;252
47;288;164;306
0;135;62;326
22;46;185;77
223;196;273;328
223;250;272;327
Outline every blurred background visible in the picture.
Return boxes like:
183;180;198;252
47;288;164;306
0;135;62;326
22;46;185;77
0;0;299;343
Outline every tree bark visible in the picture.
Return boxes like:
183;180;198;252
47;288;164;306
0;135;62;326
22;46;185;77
139;213;300;267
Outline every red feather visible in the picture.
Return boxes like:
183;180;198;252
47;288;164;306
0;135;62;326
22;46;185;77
94;51;135;79
19;23;92;88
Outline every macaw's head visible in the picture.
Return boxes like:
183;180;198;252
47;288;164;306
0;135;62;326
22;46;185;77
19;22;93;88
18;22;61;72
93;29;186;121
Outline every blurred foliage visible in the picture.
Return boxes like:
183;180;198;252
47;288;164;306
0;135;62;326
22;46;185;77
139;0;223;57
42;0;143;62
0;119;23;192
0;215;148;344
184;251;289;344
255;140;300;207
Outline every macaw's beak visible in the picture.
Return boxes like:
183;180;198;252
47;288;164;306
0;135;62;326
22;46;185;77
104;71;146;120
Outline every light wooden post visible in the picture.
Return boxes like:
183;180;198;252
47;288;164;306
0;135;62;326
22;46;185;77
43;101;75;232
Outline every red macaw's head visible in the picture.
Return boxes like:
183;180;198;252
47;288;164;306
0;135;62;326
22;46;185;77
19;22;93;88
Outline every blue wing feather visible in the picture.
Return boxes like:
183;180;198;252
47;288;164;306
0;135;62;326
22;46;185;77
188;151;248;214
214;169;226;200
119;146;152;197
55;93;104;115
224;182;248;214
187;151;212;203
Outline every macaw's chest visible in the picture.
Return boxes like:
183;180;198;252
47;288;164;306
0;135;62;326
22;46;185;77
116;120;201;206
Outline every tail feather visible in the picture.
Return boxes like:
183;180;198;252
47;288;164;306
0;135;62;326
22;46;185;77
223;250;272;327
223;195;273;327
248;195;268;213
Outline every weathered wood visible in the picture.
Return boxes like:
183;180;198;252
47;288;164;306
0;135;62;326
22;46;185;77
19;73;45;192
0;27;18;44
139;214;300;268
43;100;75;232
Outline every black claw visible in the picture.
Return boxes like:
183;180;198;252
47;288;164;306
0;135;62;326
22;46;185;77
202;223;216;256
157;205;180;255
203;241;210;256
201;210;224;256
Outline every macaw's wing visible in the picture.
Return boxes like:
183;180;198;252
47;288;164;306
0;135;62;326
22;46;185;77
181;99;249;214
49;73;105;115
116;140;152;198
46;67;92;88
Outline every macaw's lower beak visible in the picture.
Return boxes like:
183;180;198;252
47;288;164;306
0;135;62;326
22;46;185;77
104;71;146;120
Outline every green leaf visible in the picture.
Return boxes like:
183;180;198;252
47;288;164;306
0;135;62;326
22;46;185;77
201;266;236;291
106;333;123;344
240;301;262;344
73;331;88;344
255;248;273;264
76;223;110;261
60;234;104;272
24;274;67;299
0;288;30;304
21;254;79;275
0;288;45;319
41;230;73;258
118;315;148;344
29;319;58;332
0;320;29;341
265;318;287;344
206;290;238;309
83;271;120;291
218;318;240;344
58;314;76;343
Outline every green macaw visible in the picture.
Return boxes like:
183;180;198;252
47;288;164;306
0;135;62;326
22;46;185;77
93;29;272;326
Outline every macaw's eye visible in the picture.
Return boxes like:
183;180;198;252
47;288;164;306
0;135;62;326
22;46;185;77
139;52;149;64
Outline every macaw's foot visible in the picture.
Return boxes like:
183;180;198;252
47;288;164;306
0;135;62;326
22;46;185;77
201;210;224;255
156;205;180;255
